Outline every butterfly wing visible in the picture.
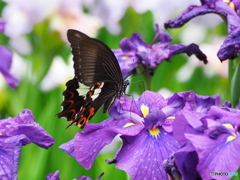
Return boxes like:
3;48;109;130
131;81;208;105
67;29;124;86
57;78;117;127
57;30;126;128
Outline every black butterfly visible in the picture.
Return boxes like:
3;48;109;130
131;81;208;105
57;29;129;128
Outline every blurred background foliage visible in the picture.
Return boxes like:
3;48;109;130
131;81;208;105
0;0;232;179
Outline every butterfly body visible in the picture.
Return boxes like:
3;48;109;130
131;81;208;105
57;30;129;127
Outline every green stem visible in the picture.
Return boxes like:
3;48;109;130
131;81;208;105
230;58;240;107
228;60;235;83
138;64;153;91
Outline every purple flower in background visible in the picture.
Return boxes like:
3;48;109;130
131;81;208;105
0;46;19;89
60;91;187;179
165;0;240;61
0;19;5;32
218;28;240;61
1;0;102;54
114;24;207;76
112;39;140;79
0;109;54;180
0;20;19;89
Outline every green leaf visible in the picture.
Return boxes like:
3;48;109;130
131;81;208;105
230;59;240;107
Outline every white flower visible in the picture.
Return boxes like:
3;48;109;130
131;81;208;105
40;56;73;91
2;0;102;53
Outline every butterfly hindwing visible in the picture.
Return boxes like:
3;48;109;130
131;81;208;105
57;78;118;127
56;78;86;125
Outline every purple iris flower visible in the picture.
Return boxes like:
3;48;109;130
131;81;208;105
0;19;5;32
0;109;54;180
112;41;140;79
172;92;221;147
46;171;104;180
0;46;19;89
165;92;221;179
0;20;19;89
60;91;190;179
172;105;240;180
59;112;144;170
165;0;240;61
114;24;207;77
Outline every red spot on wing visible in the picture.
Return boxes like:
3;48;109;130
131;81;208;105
87;107;95;120
68;109;76;114
67;100;75;106
68;91;75;98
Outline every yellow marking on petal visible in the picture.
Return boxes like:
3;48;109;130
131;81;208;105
141;104;149;118
167;116;175;120
227;135;236;142
122;56;130;60
149;128;160;138
223;123;234;129
223;0;230;3
223;124;236;142
124;122;135;128
229;2;235;9
223;0;235;9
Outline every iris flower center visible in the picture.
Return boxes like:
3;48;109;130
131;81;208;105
149;128;160;138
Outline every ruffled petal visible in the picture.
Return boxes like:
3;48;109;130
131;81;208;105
59;121;118;170
164;5;226;29
186;133;240;180
107;128;180;180
217;28;240;61
0;109;54;148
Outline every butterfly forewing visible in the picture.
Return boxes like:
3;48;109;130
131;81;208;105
67;30;123;86
57;30;128;128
